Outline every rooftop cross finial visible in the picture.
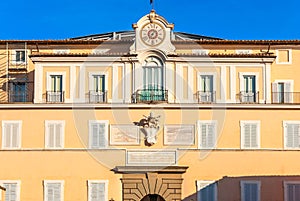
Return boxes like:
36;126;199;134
150;0;154;10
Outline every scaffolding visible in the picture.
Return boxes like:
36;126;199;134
0;42;33;103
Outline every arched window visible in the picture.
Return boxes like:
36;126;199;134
134;56;167;103
143;56;163;90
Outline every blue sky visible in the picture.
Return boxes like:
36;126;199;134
0;0;299;40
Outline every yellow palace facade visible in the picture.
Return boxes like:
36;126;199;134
0;10;300;201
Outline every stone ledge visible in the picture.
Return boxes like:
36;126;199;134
113;166;188;174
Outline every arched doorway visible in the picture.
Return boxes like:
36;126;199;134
141;194;165;201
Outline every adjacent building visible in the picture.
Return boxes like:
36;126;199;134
0;10;300;201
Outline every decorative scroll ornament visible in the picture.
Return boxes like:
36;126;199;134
134;112;160;146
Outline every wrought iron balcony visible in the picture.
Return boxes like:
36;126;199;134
8;91;31;103
272;92;300;104
238;91;259;103
46;91;65;103
132;89;168;103
89;91;107;103
196;91;216;103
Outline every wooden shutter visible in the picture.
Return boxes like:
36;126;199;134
200;123;215;149
98;124;106;148
243;123;258;148
3;123;20;148
90;123;106;149
46;183;61;201
11;123;19;148
90;123;100;148
200;124;208;148
286;124;300;148
250;124;258;148
55;123;62;148
4;183;18;201
48;123;55;148
272;83;278;103
207;124;215;148
3;123;11;148
243;124;251;148
89;182;105;201
284;82;292;103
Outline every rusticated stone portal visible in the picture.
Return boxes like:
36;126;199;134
141;194;165;201
113;166;188;201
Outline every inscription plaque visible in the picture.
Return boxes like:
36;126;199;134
164;125;195;145
127;150;177;166
110;125;140;145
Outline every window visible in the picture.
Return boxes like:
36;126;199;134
15;50;26;63
89;73;108;103
138;56;166;102
283;121;300;149
198;121;217;149
46;73;65;103
197;74;216;103
2;121;22;149
9;82;27;102
43;180;64;201
241;181;260;201
196;180;217;201
89;120;109;148
284;182;300;201
239;73;259;103
45;121;65;149
88;180;108;201
272;81;293;103
0;181;21;201
276;49;292;64
240;121;260;149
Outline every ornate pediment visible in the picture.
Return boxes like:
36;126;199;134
130;10;176;54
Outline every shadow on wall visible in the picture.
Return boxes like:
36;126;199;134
0;70;34;103
182;175;300;201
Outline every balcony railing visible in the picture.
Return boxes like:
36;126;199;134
196;91;216;103
238;91;259;103
8;91;32;103
272;92;300;104
132;89;168;103
46;91;65;103
89;91;107;103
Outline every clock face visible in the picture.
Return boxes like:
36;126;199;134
140;23;165;46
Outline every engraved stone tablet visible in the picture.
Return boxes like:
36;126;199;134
164;125;195;145
110;125;140;145
126;150;177;166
